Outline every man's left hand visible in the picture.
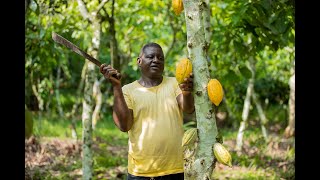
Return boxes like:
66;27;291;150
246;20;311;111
179;73;193;95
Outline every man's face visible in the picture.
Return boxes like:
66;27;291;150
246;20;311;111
138;46;164;77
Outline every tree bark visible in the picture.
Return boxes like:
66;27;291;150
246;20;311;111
202;0;211;51
165;1;177;59
55;66;64;117
108;0;120;71
45;74;54;117
77;0;104;178
92;78;103;129
81;62;95;180
30;71;44;133
236;57;255;151
252;92;268;141
284;73;295;138
183;0;218;179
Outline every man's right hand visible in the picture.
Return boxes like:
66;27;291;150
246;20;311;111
100;64;122;87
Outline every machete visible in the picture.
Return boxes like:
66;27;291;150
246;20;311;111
52;32;120;79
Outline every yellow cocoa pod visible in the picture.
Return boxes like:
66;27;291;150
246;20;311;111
182;128;198;147
175;58;192;84
172;0;184;15
207;79;224;106
213;143;232;167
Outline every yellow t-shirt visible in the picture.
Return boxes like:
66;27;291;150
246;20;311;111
122;76;184;177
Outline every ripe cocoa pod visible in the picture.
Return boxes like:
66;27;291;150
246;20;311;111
172;0;184;15
175;58;192;84
182;128;198;147
207;79;224;106
213;142;232;167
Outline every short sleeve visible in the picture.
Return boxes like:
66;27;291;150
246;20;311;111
122;85;133;109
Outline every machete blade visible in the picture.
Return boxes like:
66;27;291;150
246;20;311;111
52;32;102;67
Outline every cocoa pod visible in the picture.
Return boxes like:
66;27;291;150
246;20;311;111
172;0;184;15
175;58;192;84
207;79;224;106
213;142;232;167
182;128;198;147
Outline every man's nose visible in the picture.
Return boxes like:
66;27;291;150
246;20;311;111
153;56;160;63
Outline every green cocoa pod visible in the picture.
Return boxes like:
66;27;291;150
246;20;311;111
213;142;232;167
182;128;198;147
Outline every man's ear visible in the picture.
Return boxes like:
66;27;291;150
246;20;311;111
137;57;141;66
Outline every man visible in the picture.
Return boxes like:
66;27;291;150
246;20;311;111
100;42;194;180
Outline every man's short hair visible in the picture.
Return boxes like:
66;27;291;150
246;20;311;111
139;42;163;57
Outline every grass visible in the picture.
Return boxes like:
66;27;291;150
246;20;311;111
33;113;128;145
27;113;294;180
28;113;129;179
215;126;295;180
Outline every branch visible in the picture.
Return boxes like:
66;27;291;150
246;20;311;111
76;0;93;22
94;0;109;15
165;2;177;58
111;0;115;18
100;6;111;21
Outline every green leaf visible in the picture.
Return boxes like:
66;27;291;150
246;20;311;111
239;66;252;79
273;11;288;34
39;29;46;39
233;40;244;53
260;0;271;12
224;70;240;84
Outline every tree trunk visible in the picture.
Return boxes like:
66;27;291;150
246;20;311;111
55;66;64;117
46;74;54;117
109;0;120;71
236;57;255;151
252;92;268;141
284;73;295;138
30;71;44;133
81;62;95;180
202;0;211;51
92;78;103;129
82;28;100;180
77;0;104;178
183;0;218;179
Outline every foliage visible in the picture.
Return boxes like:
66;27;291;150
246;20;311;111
208;0;294;121
26;0;294;124
25;0;295;178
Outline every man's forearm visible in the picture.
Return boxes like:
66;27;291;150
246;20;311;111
182;93;195;114
112;86;133;132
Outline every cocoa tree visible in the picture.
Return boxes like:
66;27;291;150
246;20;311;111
183;0;219;179
209;0;294;151
284;60;295;138
235;57;269;151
